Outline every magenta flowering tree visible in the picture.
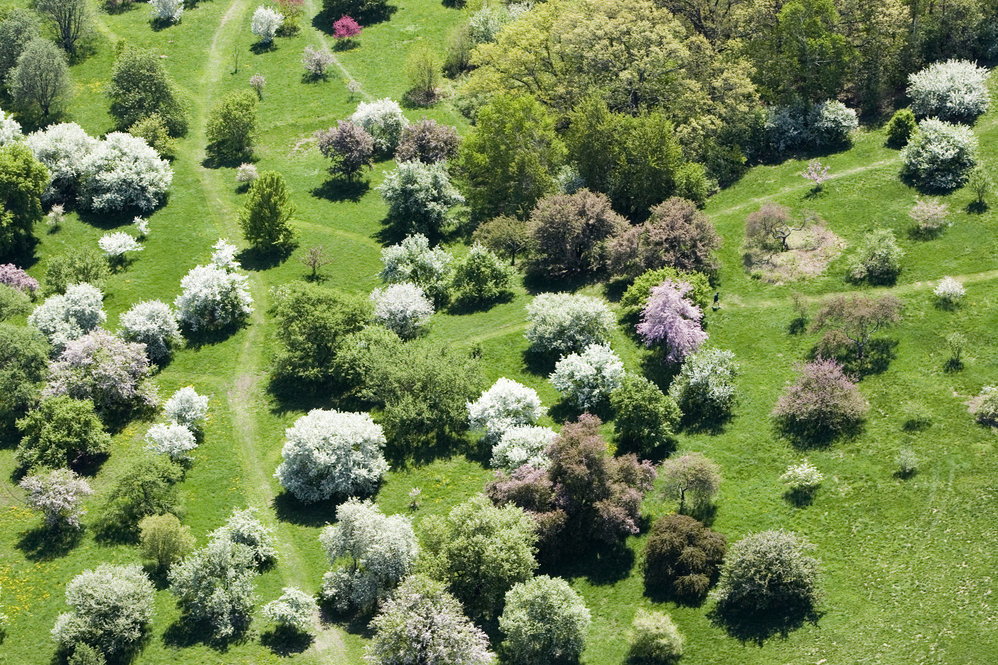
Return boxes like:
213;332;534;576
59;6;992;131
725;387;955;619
333;15;361;41
636;281;707;363
801;159;830;191
0;263;39;294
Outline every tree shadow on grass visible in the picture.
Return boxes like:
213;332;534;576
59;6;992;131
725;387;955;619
522;348;558;377
313;4;396;34
181;322;249;349
709;603;822;644
808;337;897;380
163;618;248;651
522;270;597;296
76;208;143;231
552;541;636;587
236;246;293;272
273;492;340;527
447;292;515;316
966;201;988;214
321;605;375;640
678;411;732;436
250;41;278;55
783;488;817;507
202;153;253;170
17;524;84;561
261;626;313;656
311;178;369;203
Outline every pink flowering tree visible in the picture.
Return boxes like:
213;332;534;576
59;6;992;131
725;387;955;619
801;159;831;192
636;281;708;363
333;15;361;45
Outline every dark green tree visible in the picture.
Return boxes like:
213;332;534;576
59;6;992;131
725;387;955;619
0;323;50;436
107;47;188;136
205;90;257;162
95;457;184;541
239;171;296;252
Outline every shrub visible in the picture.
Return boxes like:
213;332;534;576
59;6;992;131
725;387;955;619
163;386;209;431
145;422;197;461
780;459;824;492
370;282;433;339
95;457;183;540
0;142;48;256
491;425;556;472
251;6;284;44
972;385;998;424
319;498;418;613
968;167;993;207
67;644;104;665
52;564;155;658
421;494;537;620
19;468;93;529
901;118;978;191
0;106;22;148
499;575;591;665
405;45;440;103
668;348;738;424
609;197;722;280
210;237;241;270
0;285;32;320
395;118;460;163
660;452;722;512
302;45;334;78
549;343;625;411
8;38;71;118
764;100;859;154
811;293;903;364
119;299;181;362
886;108;917;147
847;228;903;284
316;120;375;181
643;513;725;602
108;47;188;136
524;293;615;355
128;113;176;159
712;530;822;626
42;249;110;295
897;448;918;476
451;244;515;307
909;198;950;236
169;538;257;640
467;377;545;442
0;262;38;294
28;283;106;352
206;90;257;162
378;233;453;304
628;610;684;665
349;98;408;155
472;216;531;265
78;133;173;213
239;170;296;252
210;507;277;567
907;59;991;123
526;189;627;277
174;264;253;333
365;574;494;665
772;359;867;442
332;15;361;40
139;513;194;570
637;281;708;364
263;587;317;633
97;232;143;265
150;0;183;23
275;409;389;503
276;0;304;34
809;100;858;147
235;163;258;184
377;160;464;237
800;159;831;191
934;276;966;306
15;396;110;470
44;328;157;417
610;374;680;458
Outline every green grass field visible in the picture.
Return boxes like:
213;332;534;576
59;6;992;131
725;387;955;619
2;0;998;663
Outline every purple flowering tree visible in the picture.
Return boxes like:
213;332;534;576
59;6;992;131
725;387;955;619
0;263;39;294
636;281;708;363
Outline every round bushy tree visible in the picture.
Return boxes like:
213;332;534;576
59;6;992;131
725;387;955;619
847;228;904;284
643;514;726;602
668;348;738;425
370;282;434;339
549;343;626;411
95;457;183;540
28;282;105;352
972;385;998;424
772;359;867;442
907;59;991;123
107;48;188;136
377;160;464;237
0;284;31;319
637;281;708;364
316;120;374;180
628;610;684;665
499;575;591;665
139;513;194;571
119;299;181;362
660;452;722;513
36;0;95;56
712;530;822;628
169;538;257;640
206;90;257;162
0;10;40;86
163;386;209;432
809;100;858;148
52;564;155;659
239;171;296;252
20;468;93;530
901;118;978;191
526;188;628;277
451;244;515;308
0;323;49;432
0;142;48;257
210;507;277;567
365;574;494;665
524;293;615;355
251;6;284;44
467;377;546;442
0;263;38;294
150;0;184;23
349;98;408;155
610;373;680;458
378;233;453;305
620;267;713;320
15;395;110;470
174;263;253;333
395;118;460;163
275;409;389;503
145;422;197;461
885;108;917;148
8;38;71;118
319;498;419;614
472;215;531;266
491;425;557;472
78;133;173;213
263;586;317;633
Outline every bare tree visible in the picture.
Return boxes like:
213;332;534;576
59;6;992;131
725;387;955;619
812;293;902;360
299;245;332;281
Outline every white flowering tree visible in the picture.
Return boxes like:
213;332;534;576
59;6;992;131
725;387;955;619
19;468;93;529
28;283;106;352
900;118;978;191
251;6;283;44
550;343;625;411
119;299;182;362
349;98;409;154
320;498;419;614
263;586;317;633
908;59;991;123
491;425;556;471
0;106;21;146
25;122;99;202
467;377;546;442
78;132;173;213
98;232;143;265
174;264;253;333
525;293;615;354
668;347;738;424
145;422;197;461
210;507;277;567
150;0;184;23
934;276;965;306
377;160;465;236
168;538;257;640
275;409;389;503
379;233;454;305
370;282;434;338
163;386;209;432
210;237;241;270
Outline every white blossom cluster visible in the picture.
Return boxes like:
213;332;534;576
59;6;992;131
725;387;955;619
350;98;409;154
150;0;184;23
491;425;556;472
251;6;284;44
467;378;546;442
98;231;143;261
145;422;197;461
370;282;434;338
908;59;991;123
28;282;106;352
549;343;625;411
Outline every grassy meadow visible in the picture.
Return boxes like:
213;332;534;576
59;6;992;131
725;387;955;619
1;0;997;663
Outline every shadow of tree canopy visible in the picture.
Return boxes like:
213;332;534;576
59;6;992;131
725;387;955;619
311;178;370;203
236;246;294;272
76;207;155;231
273;492;340;528
708;602;822;644
261;626;314;656
312;2;397;34
162;617;249;651
809;336;898;380
548;541;636;587
17;523;84;561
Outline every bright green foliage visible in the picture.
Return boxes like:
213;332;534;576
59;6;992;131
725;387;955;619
139;513;195;570
422;494;538;620
107;47;188;136
628;610;684;664
8;38;70;118
270;281;370;388
15;396;110;470
67;644;105;665
129;113;177;159
239;171;296;252
95;457;184;541
0;323;49;434
611;111;688;216
0;284;32;320
847;228;904;284
206;90;257;161
0;9;40;83
451;244;515;308
968;167;993;206
472;215;531;265
620;267;712;320
610;374;680;458
457;93;565;220
886;108;917;148
43;248;110;295
660;452;722;512
499;575;591;665
0;142;48;259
